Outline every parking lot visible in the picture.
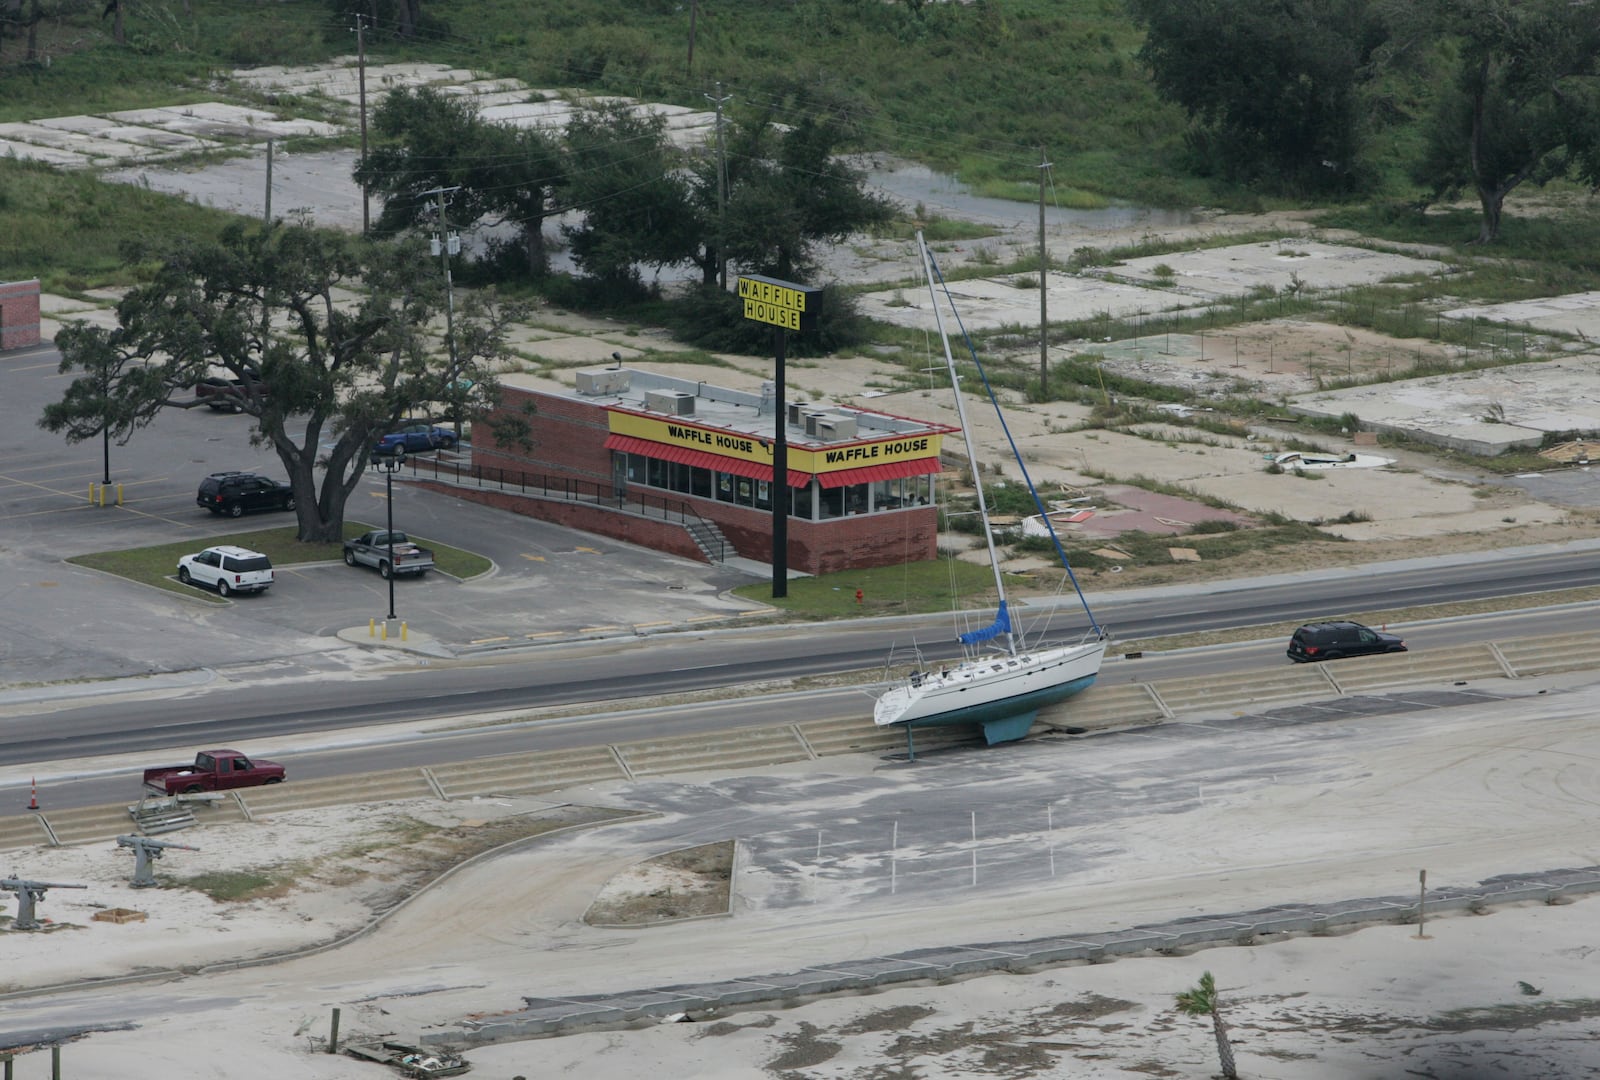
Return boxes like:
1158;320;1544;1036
0;343;766;687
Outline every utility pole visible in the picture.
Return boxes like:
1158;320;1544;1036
356;14;370;235
1038;146;1050;399
423;186;462;437
706;83;731;290
262;139;275;356
686;0;698;77
263;139;273;225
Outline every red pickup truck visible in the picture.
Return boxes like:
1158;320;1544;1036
142;750;287;795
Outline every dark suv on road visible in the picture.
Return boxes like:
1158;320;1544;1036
1287;620;1407;663
196;472;296;517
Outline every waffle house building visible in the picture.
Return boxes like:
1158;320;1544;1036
470;368;957;575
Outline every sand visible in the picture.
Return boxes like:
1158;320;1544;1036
8;673;1600;1079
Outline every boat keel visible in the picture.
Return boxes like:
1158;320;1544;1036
980;710;1038;746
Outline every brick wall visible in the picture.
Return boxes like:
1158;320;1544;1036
706;496;937;575
0;279;41;350
412;481;708;563
477;391;613;485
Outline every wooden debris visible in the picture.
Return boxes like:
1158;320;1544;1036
1168;547;1202;562
1539;441;1600;464
92;908;147;924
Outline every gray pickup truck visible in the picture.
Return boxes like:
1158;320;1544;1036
342;530;434;579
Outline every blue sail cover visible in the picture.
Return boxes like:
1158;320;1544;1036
958;601;1011;646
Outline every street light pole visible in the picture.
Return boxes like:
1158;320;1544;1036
371;447;405;623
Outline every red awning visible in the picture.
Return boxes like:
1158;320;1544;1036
607;434;939;490
815;458;941;488
605;434;811;486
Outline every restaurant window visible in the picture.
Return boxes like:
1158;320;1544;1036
843;483;868;516
791;482;814;520
716;472;735;503
626;453;648;484
690;466;712;498
669;461;691;493
647;457;668;488
818;485;844;520
755;479;771;511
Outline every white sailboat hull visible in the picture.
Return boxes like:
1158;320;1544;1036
874;638;1107;741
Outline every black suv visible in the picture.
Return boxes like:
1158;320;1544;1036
196;472;296;517
1287;620;1407;663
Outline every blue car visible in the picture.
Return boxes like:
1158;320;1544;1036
373;423;458;455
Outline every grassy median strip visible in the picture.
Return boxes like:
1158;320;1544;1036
68;522;491;600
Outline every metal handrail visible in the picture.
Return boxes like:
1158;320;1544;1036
401;456;725;561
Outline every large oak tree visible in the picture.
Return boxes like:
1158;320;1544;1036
356;86;565;277
1407;0;1600;242
1128;0;1387;192
41;221;523;542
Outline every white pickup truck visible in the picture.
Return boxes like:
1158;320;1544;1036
342;530;435;579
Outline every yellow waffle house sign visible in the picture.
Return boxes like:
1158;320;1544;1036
737;274;820;332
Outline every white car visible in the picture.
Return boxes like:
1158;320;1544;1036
176;545;274;597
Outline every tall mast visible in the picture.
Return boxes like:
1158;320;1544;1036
917;232;1016;658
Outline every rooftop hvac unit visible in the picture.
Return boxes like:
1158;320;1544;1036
816;414;857;440
645;390;696;416
803;411;828;437
786;401;808;426
575;370;631;396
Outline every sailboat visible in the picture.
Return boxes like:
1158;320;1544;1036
873;232;1109;752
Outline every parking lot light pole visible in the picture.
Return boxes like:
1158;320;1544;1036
370;447;405;624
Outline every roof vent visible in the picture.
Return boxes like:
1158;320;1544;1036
576;369;631;395
645;390;696;416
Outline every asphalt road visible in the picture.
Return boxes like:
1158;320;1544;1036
9;340;1600;801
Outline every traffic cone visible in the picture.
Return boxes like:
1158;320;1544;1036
28;777;38;810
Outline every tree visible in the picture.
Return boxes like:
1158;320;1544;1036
1175;970;1238;1079
41;321;168;483
41;221;523;543
1;0;89;61
1128;0;1387;192
355;86;565;277
1407;0;1600;243
712;96;895;282
560;101;699;289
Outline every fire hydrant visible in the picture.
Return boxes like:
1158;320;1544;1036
855;588;864;605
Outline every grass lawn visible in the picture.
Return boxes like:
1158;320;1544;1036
67;522;492;601
733;558;1012;618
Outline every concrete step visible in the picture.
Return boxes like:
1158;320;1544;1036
618;726;812;777
239;771;434;816
430;747;627;798
1152;666;1335;713
797;717;909;757
36;804;136;847
1322;645;1508;694
0;813;53;852
1495;632;1593;677
1040;682;1168;730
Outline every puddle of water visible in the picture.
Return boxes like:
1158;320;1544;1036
862;159;1194;234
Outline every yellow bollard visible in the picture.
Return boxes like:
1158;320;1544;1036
88;482;96;505
98;483;106;507
116;482;124;505
381;621;389;641
401;622;408;641
369;617;376;638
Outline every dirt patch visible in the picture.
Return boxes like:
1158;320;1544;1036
583;839;734;926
